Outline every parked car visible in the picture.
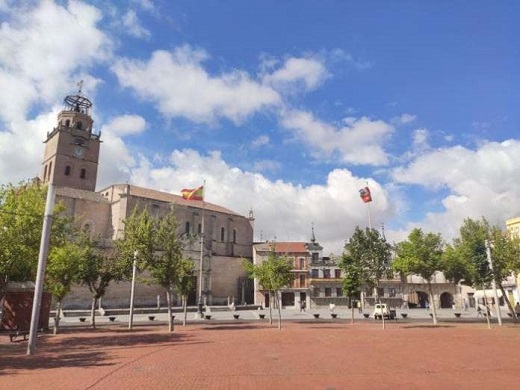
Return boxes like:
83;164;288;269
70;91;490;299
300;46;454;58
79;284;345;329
373;303;395;320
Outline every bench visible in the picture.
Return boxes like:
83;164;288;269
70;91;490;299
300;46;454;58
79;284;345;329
2;328;42;342
9;330;30;342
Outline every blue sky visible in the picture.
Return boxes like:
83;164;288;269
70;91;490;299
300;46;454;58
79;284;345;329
1;0;519;254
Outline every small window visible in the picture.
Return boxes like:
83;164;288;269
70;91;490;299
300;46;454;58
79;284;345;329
336;288;343;297
80;168;86;179
334;269;341;279
325;288;332;297
65;119;70;127
311;269;319;278
323;269;330;279
299;275;305;287
233;229;237;243
198;223;202;234
299;258;305;269
76;121;83;130
389;288;396;298
220;227;225;242
64;165;71;176
48;162;52;180
312;253;319;261
185;221;190;234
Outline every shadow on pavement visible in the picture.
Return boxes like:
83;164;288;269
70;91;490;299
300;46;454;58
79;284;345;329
0;350;114;375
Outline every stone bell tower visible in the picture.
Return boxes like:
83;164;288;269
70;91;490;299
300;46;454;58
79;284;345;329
40;84;101;192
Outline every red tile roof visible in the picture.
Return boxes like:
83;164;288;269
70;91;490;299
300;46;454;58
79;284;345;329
254;241;308;254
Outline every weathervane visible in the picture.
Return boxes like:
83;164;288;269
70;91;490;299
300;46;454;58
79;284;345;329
77;80;84;94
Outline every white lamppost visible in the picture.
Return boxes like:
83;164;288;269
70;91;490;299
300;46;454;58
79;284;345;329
27;184;56;355
485;240;502;326
128;250;138;329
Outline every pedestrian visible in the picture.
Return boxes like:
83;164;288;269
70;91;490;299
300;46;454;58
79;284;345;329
476;304;482;317
300;300;306;312
329;302;335;313
357;300;362;313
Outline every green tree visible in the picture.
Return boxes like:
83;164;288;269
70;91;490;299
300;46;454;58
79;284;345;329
343;227;393;326
441;244;473;309
339;253;362;324
244;246;294;330
175;258;196;326
452;218;520;320
77;233;122;329
393;228;444;325
0;181;69;292
46;240;83;334
115;207;156;279
146;211;185;332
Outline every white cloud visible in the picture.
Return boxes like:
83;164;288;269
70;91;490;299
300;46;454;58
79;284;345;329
394;113;417;125
280;110;394;165
122;9;151;39
0;110;57;184
262;57;329;92
112;46;281;124
253;159;280;173
0;1;111;122
391;140;520;239
127;149;394;254
412;128;429;150
100;114;146;137
251;135;270;148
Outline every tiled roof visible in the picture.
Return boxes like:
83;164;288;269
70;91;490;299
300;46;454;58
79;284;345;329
101;184;244;217
57;186;110;203
254;241;309;254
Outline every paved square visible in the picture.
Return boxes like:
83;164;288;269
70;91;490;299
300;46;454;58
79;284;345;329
1;321;519;389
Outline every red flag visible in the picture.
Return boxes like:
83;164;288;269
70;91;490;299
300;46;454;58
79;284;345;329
181;186;204;201
359;187;372;203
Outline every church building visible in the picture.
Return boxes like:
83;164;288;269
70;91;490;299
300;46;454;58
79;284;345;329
39;90;254;309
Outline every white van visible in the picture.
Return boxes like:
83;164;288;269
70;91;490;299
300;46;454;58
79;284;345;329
373;303;395;320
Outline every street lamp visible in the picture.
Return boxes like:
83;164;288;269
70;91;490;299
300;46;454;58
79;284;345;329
128;250;138;329
485;240;502;326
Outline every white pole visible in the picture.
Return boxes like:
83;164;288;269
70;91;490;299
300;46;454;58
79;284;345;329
128;250;138;329
27;184;56;355
485;240;502;326
197;182;206;318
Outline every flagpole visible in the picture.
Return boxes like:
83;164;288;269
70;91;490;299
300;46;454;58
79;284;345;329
197;181;206;318
366;202;372;230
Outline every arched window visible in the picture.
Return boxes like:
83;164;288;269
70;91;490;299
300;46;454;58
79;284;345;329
220;227;225;242
64;165;71;176
76;121;83;130
65;119;70;127
80;168;86;179
48;162;52;180
233;229;237;243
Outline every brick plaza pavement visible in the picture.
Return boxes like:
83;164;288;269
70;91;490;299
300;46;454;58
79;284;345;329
1;320;519;389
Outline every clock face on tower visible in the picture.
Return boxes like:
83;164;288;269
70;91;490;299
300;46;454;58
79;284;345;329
73;146;85;158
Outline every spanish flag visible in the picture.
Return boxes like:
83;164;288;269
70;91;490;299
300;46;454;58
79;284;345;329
181;186;204;201
359;186;372;203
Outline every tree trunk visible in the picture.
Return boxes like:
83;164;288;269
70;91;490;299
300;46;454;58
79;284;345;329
90;297;97;329
351;303;355;325
182;295;188;326
166;287;173;332
54;299;62;335
499;283;518;322
428;282;438;325
276;290;282;330
268;291;273;325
